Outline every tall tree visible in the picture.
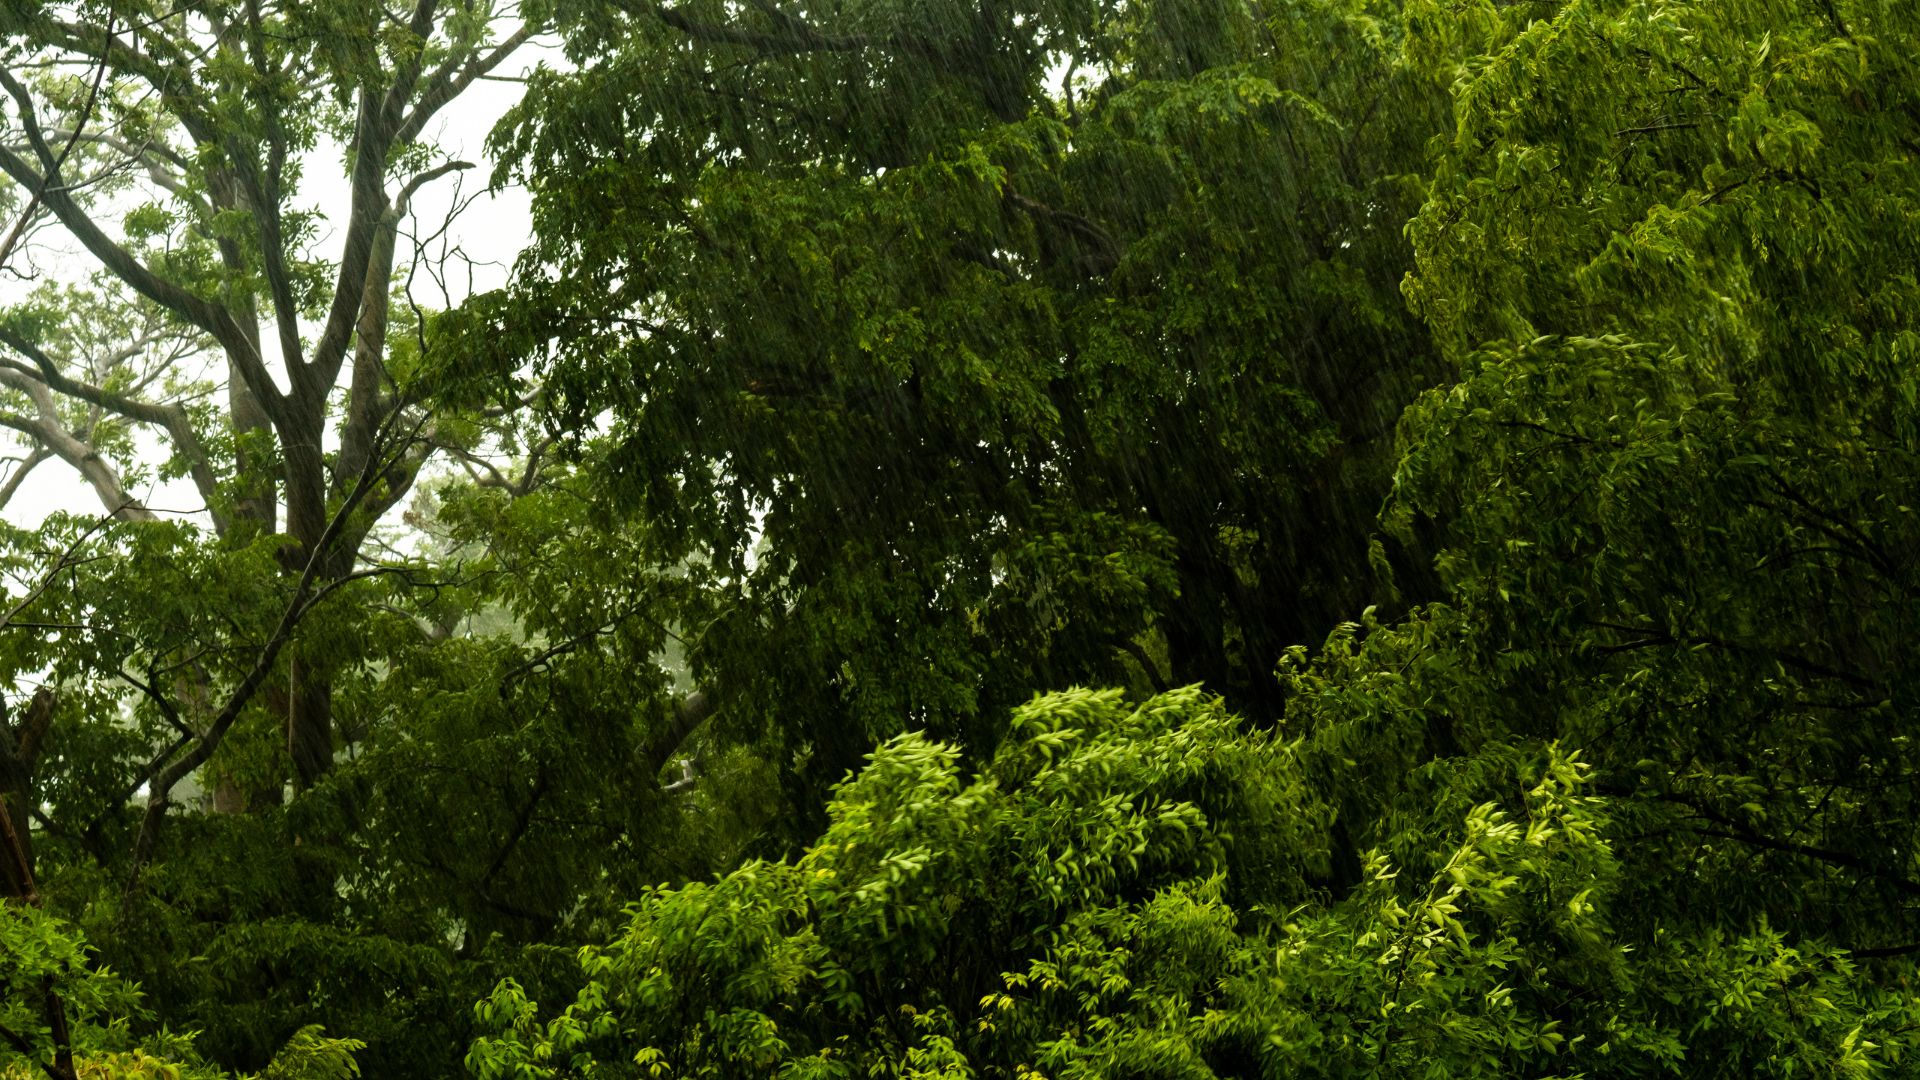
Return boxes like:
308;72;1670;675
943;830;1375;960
464;0;1920;1075
0;0;535;797
1375;0;1920;950
447;0;1448;812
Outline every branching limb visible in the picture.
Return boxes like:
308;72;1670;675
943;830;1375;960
396;24;538;146
1005;189;1122;275
1653;791;1920;899
0;369;156;520
0;72;287;424
0;446;53;510
0;327;226;529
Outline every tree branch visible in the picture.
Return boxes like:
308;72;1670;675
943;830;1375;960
0;75;287;424
1659;793;1920;899
0;370;156;520
646;688;716;777
0;13;111;273
335;161;467;501
394;24;537;146
637;0;873;55
0;446;52;510
301;87;391;397
478;769;549;892
125;411;425;887
0;327;226;528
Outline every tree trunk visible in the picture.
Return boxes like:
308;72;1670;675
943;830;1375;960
211;175;279;538
0;688;55;897
229;352;278;533
280;410;337;791
287;647;333;790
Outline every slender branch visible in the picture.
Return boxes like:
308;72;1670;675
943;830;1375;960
1848;942;1920;959
0;446;53;510
516;433;555;495
301;87;391;394
399;159;474;204
381;0;445;133
1005;189;1123;275
1496;418;1605;446
334;161;467;499
1763;472;1904;586
1657;793;1920;899
394;24;537;146
449;445;514;490
0;511;123;635
87;731;193;840
497;605;646;696
478;769;549;891
116;666;191;738
1614;121;1700;136
0;12;111;273
1687;825;1920;897
1585;620;1888;693
233;0;306;382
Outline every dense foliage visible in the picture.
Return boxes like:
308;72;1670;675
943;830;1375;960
466;690;1920;1078
453;0;1446;773
2;0;1916;1076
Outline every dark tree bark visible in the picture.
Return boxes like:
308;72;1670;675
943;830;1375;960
0;688;55;900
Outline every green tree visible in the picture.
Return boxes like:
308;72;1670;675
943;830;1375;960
0;4;678;1072
1377;0;1920;963
444;0;1447;816
3;767;366;1080
469;688;1920;1078
7;0;1920;1074
0;0;536;803
468;0;1920;1075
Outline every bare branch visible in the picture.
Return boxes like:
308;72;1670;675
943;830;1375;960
0;373;156;521
399;159;474;205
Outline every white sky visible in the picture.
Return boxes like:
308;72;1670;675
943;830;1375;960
0;39;548;530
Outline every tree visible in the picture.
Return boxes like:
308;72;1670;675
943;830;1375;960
443;0;1448;818
1375;0;1920;960
0;4;613;1071
7;0;1920;1075
0;0;535;800
469;688;1920;1078
0;459;745;1073
4;734;367;1080
466;0;1920;1074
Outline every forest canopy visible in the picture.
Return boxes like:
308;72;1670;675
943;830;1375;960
2;0;1918;1076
